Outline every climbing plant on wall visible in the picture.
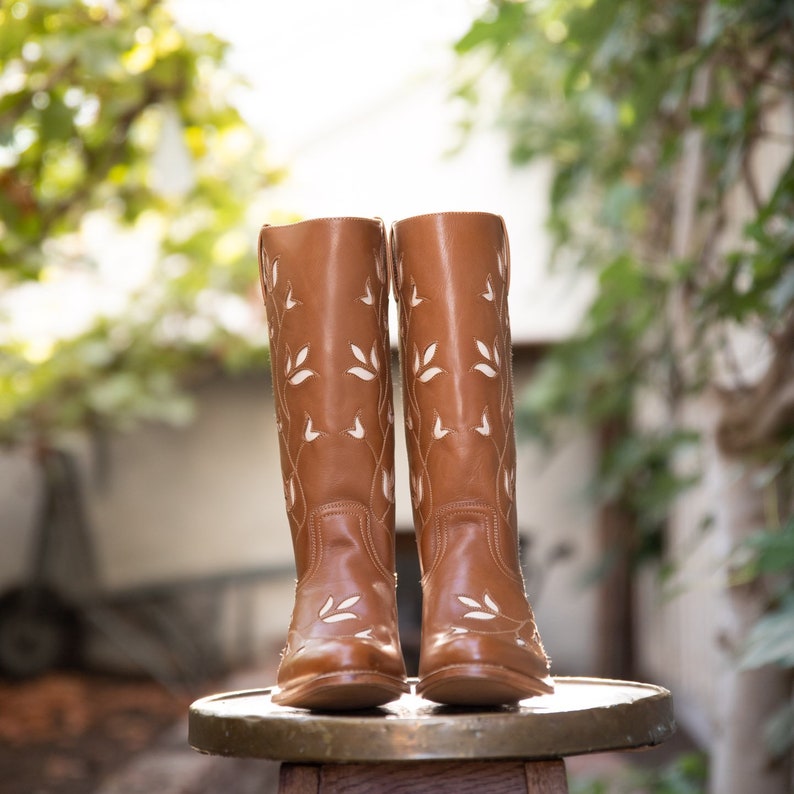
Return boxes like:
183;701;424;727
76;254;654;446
455;0;794;785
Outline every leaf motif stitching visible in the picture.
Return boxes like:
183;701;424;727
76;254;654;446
304;415;325;442
432;413;454;440
472;338;500;378
382;469;395;503
473;408;491;436
319;594;362;624
457;592;501;621
481;275;495;302
346;342;379;380
358;277;374;306
414;342;445;383
285;344;317;385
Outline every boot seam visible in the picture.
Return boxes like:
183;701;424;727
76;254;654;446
423;499;521;586
301;501;392;590
260;217;383;231
392;211;503;228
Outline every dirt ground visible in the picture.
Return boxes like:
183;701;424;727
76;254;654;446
0;671;193;794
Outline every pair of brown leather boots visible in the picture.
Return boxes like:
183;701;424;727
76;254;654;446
257;211;553;710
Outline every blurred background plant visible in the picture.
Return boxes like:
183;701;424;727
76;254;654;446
455;0;793;790
0;0;279;448
571;751;708;794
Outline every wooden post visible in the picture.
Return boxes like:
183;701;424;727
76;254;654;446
278;759;569;793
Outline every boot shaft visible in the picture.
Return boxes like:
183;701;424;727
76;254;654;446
258;217;396;571
391;211;518;538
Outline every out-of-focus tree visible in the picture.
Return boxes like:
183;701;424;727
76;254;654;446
455;1;793;791
0;0;280;446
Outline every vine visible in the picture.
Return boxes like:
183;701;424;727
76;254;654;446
455;0;794;765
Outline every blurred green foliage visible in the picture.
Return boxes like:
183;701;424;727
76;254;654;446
0;0;278;444
455;0;794;755
570;751;708;794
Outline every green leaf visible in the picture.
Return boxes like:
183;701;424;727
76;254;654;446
741;601;794;670
771;267;794;314
746;520;794;575
764;703;794;760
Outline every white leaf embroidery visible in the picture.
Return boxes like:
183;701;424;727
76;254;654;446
351;343;367;364
458;596;481;608
359;278;374;305
337;595;361;611
451;627;469;634
411;474;423;507
285;477;296;509
284;352;292;375
304;416;322;442
464;611;498;620
473;363;498;378
516;637;527;647
484;593;500;612
419;367;444;383
345;414;365;439
285;283;301;310
323;612;358;623
295;345;309;367
382;469;394;502
504;468;514;496
355;629;373;639
474;409;491;436
271;258;279;288
374;249;385;283
289;369;316;385
347;366;376;381
433;415;452;439
387;403;394;425
410;283;425;307
319;596;334;617
413;345;421;374
423;342;437;366
493;345;501;367
476;339;491;359
481;276;494;302
370;344;379;370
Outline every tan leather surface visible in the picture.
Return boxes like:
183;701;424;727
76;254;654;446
259;217;407;709
391;211;553;704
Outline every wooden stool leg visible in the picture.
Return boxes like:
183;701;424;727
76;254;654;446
279;763;319;793
525;760;569;793
279;759;568;793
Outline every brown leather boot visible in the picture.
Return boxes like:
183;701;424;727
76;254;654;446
391;211;554;706
258;217;408;710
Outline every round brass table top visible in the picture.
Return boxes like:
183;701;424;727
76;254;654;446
188;677;674;763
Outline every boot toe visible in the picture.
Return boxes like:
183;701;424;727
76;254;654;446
275;637;409;710
417;632;553;706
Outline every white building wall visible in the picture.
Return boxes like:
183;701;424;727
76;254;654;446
1;367;599;674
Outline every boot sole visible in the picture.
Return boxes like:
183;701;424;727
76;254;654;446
417;665;554;706
272;672;409;711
